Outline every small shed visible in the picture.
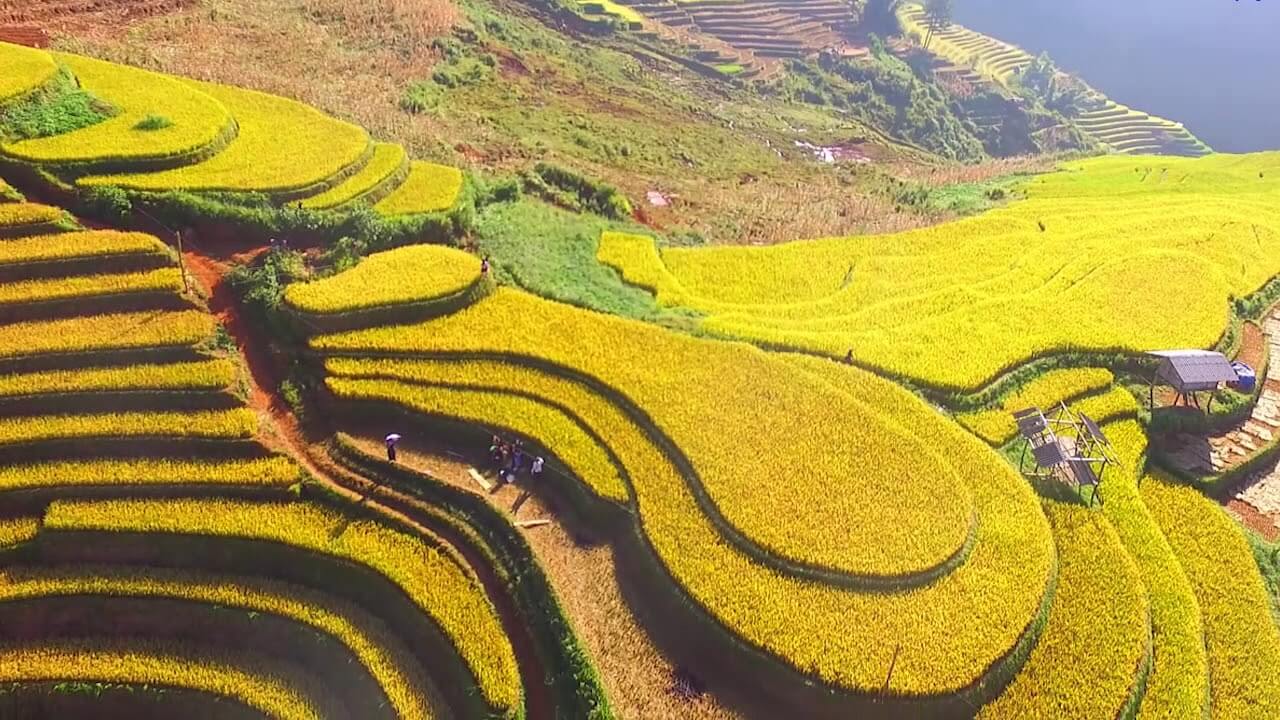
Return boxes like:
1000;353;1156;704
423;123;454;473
1148;350;1239;409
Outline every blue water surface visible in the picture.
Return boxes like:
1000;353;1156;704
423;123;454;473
952;0;1280;152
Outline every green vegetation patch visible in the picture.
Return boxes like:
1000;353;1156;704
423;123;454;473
0;69;116;143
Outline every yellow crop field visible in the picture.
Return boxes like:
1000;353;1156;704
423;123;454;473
1142;475;1280;716
317;288;975;582
0;457;299;493
1;54;233;166
0;409;258;445
0;640;322;719
82;78;370;196
0;267;183;306
599;153;1280;390
285;245;481;314
0;310;214;358
374;161;464;215
0;203;62;229
299;142;408;210
43;498;522;717
977;502;1149;718
0;359;235;397
0;230;168;266
0;566;438;720
0;516;38;548
958;368;1114;444
1098;420;1209;720
313;289;1055;697
0;178;20;201
0;42;57;103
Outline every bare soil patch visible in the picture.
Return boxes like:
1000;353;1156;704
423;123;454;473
1;0;192;37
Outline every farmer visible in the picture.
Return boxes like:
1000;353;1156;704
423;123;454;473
843;349;855;365
385;433;402;462
481;255;491;275
511;443;525;481
512;456;544;515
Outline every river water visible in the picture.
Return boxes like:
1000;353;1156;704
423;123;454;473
952;0;1280;153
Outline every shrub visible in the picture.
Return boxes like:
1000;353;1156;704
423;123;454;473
132;114;173;131
525;162;631;220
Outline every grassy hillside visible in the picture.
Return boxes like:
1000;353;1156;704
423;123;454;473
45;0;1058;245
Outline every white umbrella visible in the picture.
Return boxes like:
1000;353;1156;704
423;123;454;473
385;433;402;444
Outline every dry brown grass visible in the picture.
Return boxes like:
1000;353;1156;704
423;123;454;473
348;434;744;720
889;153;1057;186
48;0;455;159
300;0;458;57
37;0;1050;247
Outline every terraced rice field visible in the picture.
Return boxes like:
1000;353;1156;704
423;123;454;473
897;3;1211;157
0;42;464;217
0;182;526;719
1;53;235;170
2;19;1279;720
303;246;1064;713
600;153;1280;390
296;236;1280;716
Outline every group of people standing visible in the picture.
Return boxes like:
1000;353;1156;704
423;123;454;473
382;430;545;515
490;435;543;486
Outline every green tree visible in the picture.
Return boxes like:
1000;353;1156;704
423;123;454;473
922;0;954;49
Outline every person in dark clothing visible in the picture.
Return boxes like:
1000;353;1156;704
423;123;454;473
385;433;401;462
481;255;491;275
511;446;525;481
512;456;544;515
843;349;854;365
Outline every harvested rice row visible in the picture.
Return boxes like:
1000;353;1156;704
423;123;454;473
319;345;1055;699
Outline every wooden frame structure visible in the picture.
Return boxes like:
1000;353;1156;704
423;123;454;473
1014;403;1116;505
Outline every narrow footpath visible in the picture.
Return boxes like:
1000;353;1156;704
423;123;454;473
1225;313;1280;540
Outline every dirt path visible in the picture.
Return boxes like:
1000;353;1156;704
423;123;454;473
181;239;557;720
1223;315;1280;538
345;433;745;720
